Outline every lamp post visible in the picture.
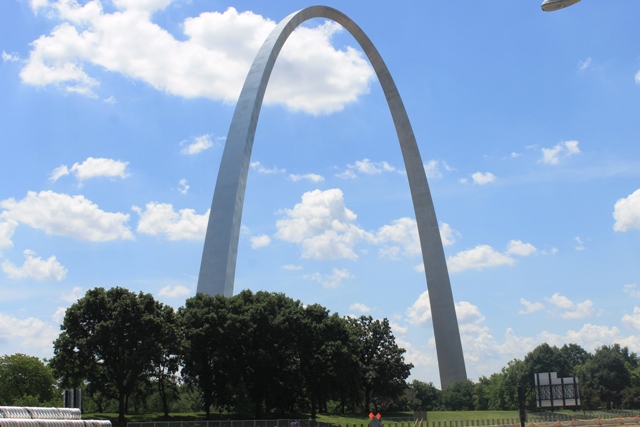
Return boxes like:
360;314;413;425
541;0;581;11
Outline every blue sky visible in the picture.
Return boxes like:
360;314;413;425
1;0;640;388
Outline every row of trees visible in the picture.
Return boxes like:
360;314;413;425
404;343;640;412
49;287;413;422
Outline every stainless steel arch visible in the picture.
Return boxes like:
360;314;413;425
196;5;467;388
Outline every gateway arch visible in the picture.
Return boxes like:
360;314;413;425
196;6;467;388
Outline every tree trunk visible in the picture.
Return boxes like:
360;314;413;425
118;393;126;423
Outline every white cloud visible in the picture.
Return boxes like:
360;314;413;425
282;264;302;271
636;71;640;85
20;4;373;114
424;160;442;179
158;285;192;298
519;298;545;314
275;188;374;260
2;249;67;281
349;303;371;313
376;217;421;258
471;171;497;185
613;189;640;232
439;222;457;247
0;219;18;253
133;202;209;240
2;51;21;62
578;57;592;70
506;240;537;256
304;268;353;288
60;286;83;303
540;140;581;165
544;293;594;319
103;95;116;104
456;300;486;325
624;284;640;298
622;307;640;330
407;290;432;327
407;291;484;329
69;157;129;181
349;158;397;175
376;219;457;260
178;178;189;194
250;234;271;249
390;322;408;335
181;134;214;155
575;236;586;251
289;173;324;182
52;307;66;324
0;312;59;356
1;190;133;241
447;244;515;273
250;161;286;174
335;169;357;179
49;164;70;181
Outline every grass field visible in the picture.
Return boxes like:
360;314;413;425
83;411;520;425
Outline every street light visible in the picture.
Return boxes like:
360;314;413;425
541;0;581;11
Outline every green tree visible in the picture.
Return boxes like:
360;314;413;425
576;344;636;409
50;287;175;422
0;353;56;406
559;343;591;375
180;293;247;418
347;316;413;412
441;379;474;411
408;380;441;411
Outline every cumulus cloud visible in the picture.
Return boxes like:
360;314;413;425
349;158;397;175
0;312;59;356
275;188;374;260
377;219;457;260
2;249;67;281
50;157;129;182
178;178;189;194
133;202;209;240
424;160;453;179
181;134;216;155
1;190;133;241
544;293;594;319
447;239;536;273
304;268;353;288
506;240;537;256
407;291;484;330
471;171;497;185
622;307;640;330
376;217;421;259
447;244;515;273
159;285;192;298
60;286;83;303
540;140;581;165
350;303;371;313
250;234;271;249
20;3;373;114
251;161;286;175
624;284;640;298
0;219;18;253
407;290;432;327
613;189;640;232
289;173;324;182
574;236;586;251
2;51;21;62
519;298;545;314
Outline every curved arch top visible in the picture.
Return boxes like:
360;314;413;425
196;6;466;388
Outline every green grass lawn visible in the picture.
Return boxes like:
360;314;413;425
85;411;520;425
